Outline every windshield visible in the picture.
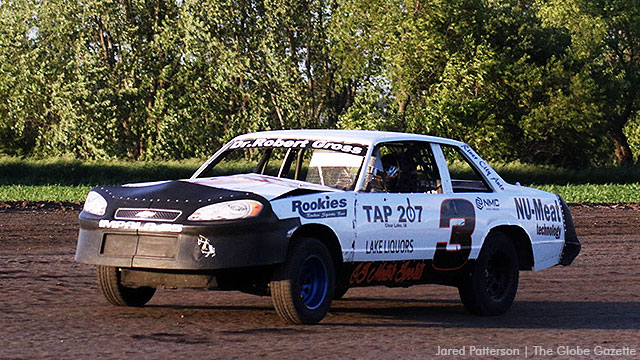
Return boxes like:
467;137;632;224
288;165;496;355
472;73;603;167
195;138;368;190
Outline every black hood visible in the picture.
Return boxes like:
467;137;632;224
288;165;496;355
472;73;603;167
90;180;269;222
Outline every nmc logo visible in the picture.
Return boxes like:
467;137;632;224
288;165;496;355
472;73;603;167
475;197;500;210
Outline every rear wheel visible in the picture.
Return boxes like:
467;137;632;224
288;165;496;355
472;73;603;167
458;232;519;316
270;238;335;324
97;265;156;307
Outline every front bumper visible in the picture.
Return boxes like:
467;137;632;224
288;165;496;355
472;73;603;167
75;214;300;270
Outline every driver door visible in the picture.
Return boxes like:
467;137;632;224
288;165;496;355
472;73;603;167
354;141;450;262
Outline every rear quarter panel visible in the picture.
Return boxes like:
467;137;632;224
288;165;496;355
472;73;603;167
477;187;565;271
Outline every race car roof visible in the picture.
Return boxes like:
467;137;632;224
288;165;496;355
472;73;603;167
233;129;464;147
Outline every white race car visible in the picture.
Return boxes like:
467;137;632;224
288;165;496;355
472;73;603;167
76;130;580;324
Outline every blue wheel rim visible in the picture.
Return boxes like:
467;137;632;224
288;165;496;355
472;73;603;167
299;255;328;310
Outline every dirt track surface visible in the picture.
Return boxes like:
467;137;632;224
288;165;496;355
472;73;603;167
1;205;639;359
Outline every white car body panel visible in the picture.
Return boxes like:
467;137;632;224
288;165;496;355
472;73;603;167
193;129;572;271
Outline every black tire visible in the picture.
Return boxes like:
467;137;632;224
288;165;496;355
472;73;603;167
97;265;156;307
270;237;335;324
458;232;519;316
333;287;349;300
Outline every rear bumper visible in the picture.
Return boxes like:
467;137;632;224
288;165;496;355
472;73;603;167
75;214;300;270
558;197;581;266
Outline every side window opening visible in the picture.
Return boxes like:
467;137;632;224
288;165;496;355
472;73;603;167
440;145;492;193
364;142;442;193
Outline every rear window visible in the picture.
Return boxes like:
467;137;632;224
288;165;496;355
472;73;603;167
440;145;492;193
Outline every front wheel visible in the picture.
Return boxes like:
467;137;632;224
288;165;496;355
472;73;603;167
458;232;519;316
270;238;335;324
97;265;156;307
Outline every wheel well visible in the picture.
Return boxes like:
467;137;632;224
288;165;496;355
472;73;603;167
290;224;343;269
489;226;534;270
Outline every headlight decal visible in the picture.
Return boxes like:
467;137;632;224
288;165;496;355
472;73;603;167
83;191;108;216
188;199;263;221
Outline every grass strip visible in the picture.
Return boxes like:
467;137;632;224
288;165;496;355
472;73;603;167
2;156;640;202
4;156;640;186
1;183;639;203
533;183;640;203
0;185;93;202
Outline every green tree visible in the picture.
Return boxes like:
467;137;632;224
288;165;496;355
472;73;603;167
334;0;605;166
0;0;358;160
540;0;640;165
1;0;639;167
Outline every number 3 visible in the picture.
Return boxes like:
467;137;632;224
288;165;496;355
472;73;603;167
433;199;475;271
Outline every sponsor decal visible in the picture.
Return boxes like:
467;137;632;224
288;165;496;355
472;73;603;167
536;223;562;239
197;235;216;257
514;197;562;223
460;145;505;191
229;138;366;155
291;196;348;219
475;197;500;210
365;239;414;254
362;199;422;224
479;161;506;191
461;144;479;161
349;261;426;285
98;220;183;233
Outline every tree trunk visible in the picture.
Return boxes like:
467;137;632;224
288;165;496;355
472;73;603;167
611;127;634;166
397;93;410;115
